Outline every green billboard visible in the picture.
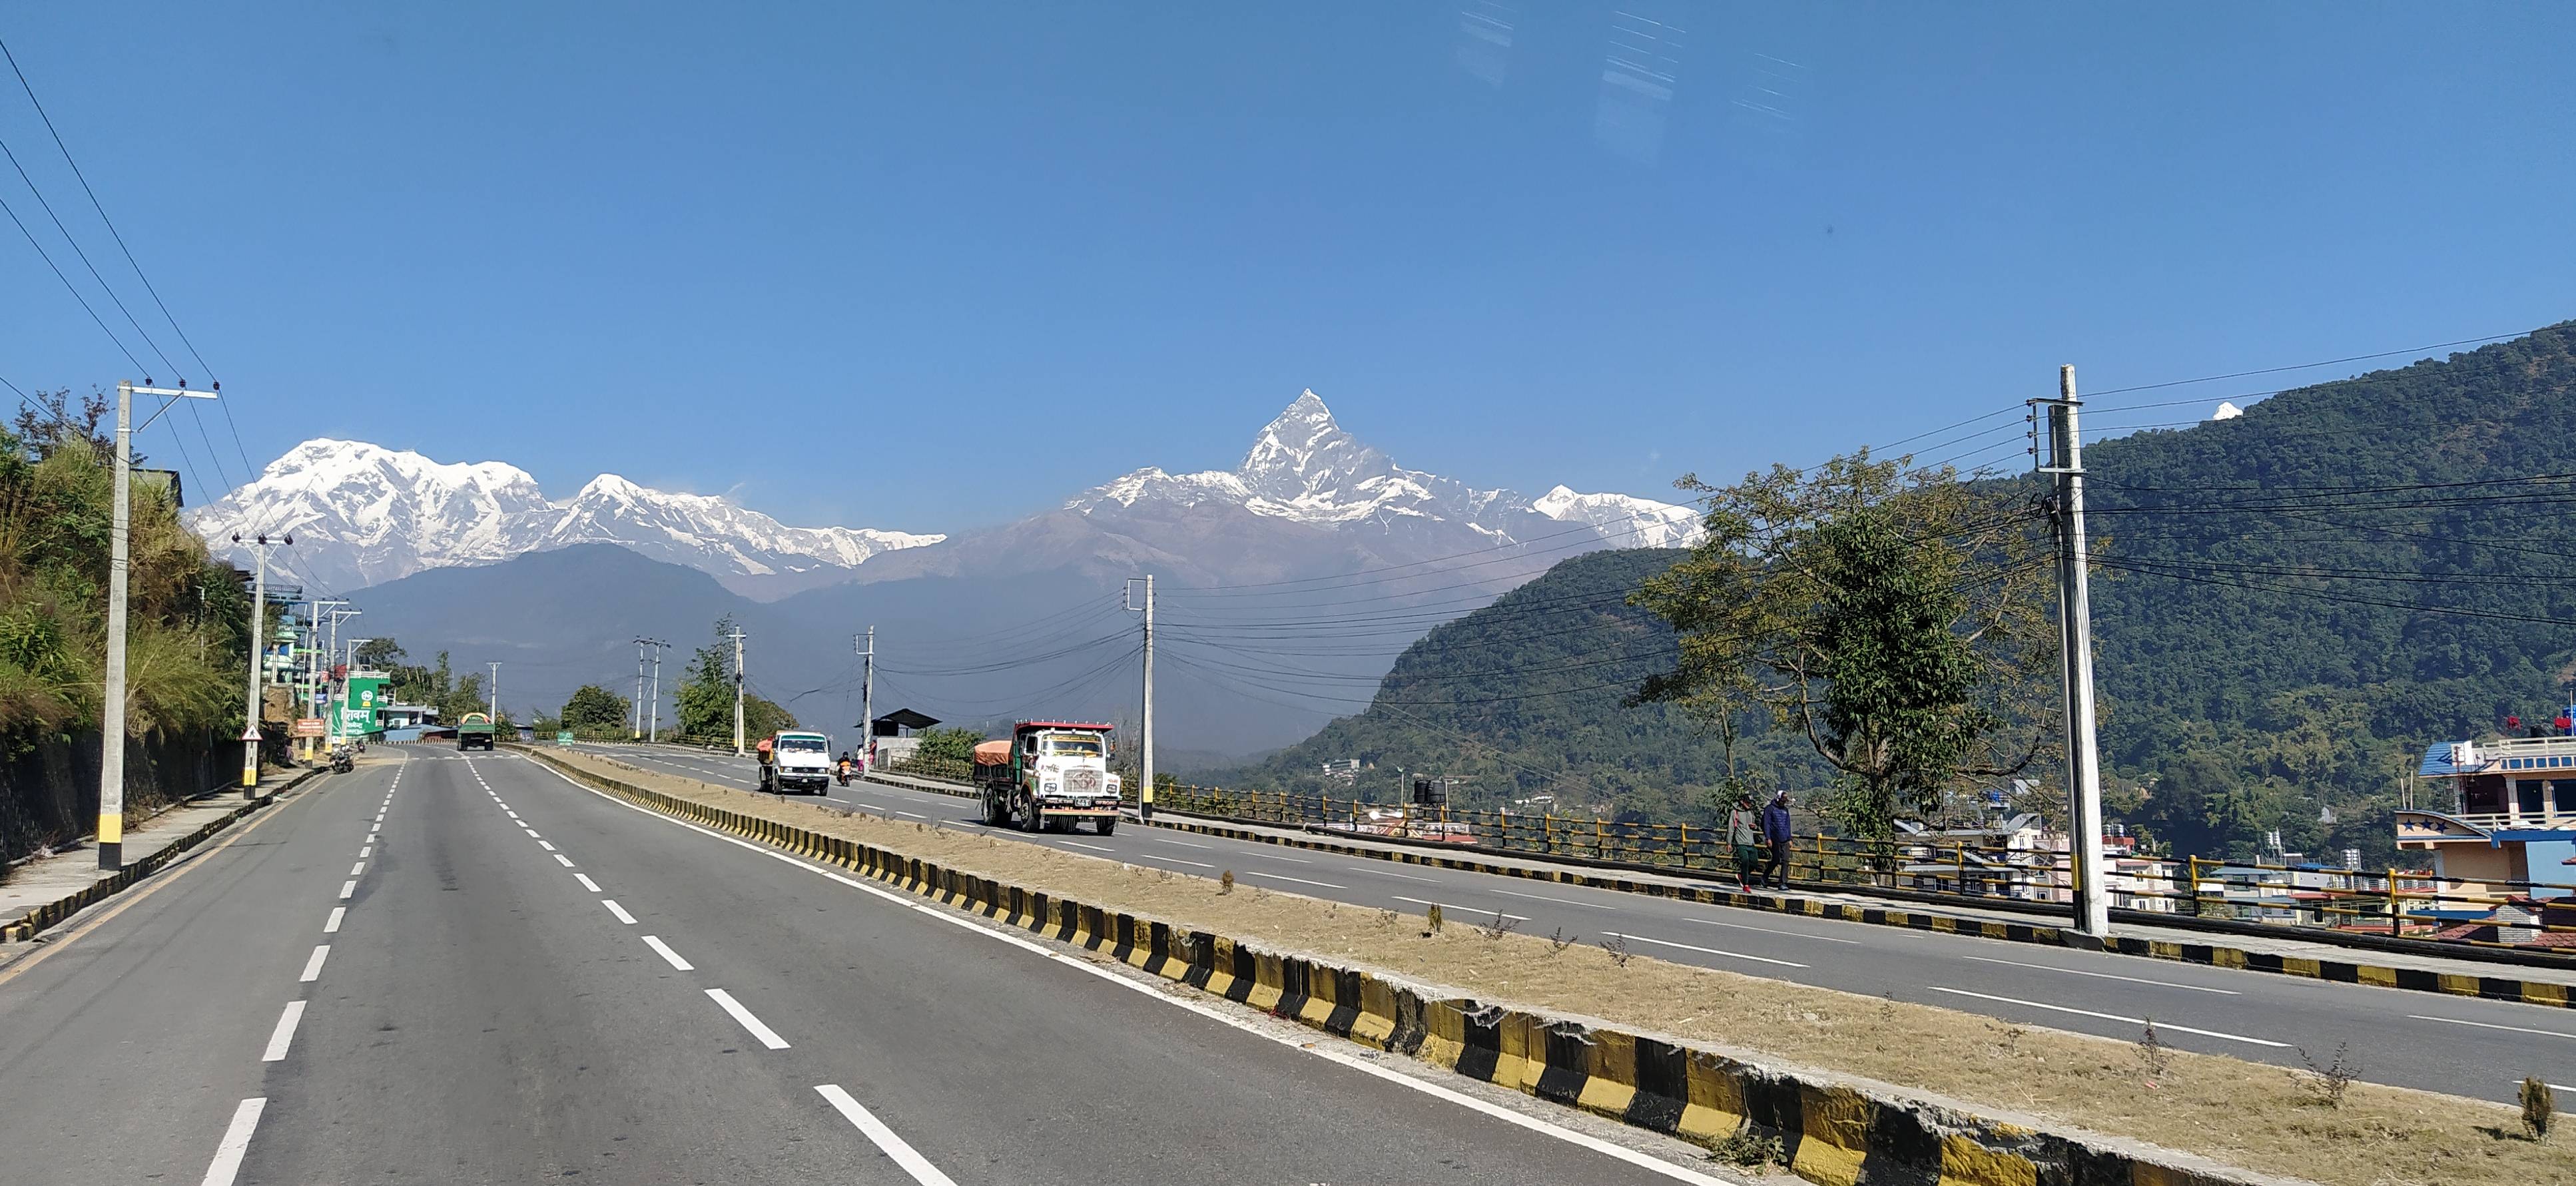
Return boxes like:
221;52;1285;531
338;675;388;738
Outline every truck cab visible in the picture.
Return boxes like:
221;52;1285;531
974;721;1122;834
768;731;834;794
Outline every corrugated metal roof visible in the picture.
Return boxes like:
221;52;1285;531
2419;741;2490;777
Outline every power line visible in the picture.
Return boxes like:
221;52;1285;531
2081;328;2547;402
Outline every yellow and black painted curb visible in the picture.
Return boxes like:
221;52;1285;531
543;749;2278;1186
1123;812;2576;1012
1;769;318;942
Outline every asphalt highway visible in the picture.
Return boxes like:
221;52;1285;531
0;747;1742;1185
579;741;2576;1105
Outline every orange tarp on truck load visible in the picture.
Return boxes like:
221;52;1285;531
972;739;1012;766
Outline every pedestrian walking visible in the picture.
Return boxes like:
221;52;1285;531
1726;793;1761;890
1760;790;1794;890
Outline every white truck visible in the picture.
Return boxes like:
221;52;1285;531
973;721;1123;834
762;731;834;794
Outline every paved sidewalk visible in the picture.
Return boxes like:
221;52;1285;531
1;763;320;941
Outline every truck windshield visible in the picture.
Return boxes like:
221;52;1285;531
1043;735;1102;756
779;737;827;752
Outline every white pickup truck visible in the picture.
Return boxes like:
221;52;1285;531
763;731;834;794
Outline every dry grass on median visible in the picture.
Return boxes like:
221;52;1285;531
543;748;2567;1186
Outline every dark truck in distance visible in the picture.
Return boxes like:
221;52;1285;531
456;711;496;751
973;721;1122;835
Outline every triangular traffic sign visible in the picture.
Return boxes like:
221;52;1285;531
240;726;264;741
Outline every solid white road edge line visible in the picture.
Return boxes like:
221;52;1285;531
1603;931;1807;969
1242;870;1347;890
261;1000;306;1061
1492;887;1616;911
1927;986;2288;1047
2412;1014;2575;1040
1685;917;1863;944
198;1097;266;1186
1392;895;1530;922
816;1084;963;1186
603;900;639;925
533;760;1732;1183
299;945;330;983
706;988;791;1048
324;906;345;934
1962;954;2240;996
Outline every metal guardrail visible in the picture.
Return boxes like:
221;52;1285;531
1139;783;2576;957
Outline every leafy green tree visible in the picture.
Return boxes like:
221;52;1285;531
911;726;983;764
741;694;798;741
1630;452;2058;839
677;616;739;739
561;684;631;733
354;639;405;669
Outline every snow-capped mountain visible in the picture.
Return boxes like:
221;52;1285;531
1066;391;1704;547
188;440;942;598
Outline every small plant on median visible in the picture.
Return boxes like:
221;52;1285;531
1546;926;1576;955
1219;870;1235;894
2523;1077;2555;1140
2294;1043;2358;1108
1425;903;1444;935
1999;1025;2027;1058
2133;1020;2173;1082
1477;911;1520;941
1710;1129;1787;1169
1599;934;1634;967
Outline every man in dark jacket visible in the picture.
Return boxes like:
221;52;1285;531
1760;790;1794;890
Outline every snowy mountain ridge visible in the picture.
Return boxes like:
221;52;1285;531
187;440;943;597
1067;391;1704;548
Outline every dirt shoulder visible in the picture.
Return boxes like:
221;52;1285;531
538;746;2557;1186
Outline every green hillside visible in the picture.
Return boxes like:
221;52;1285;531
1227;322;2576;863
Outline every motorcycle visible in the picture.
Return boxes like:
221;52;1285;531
329;746;354;774
835;760;856;787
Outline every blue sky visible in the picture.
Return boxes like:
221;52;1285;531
3;3;2571;532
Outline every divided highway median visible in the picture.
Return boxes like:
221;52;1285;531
528;744;2564;1186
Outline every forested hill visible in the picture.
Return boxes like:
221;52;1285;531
1215;547;1833;822
1228;322;2576;864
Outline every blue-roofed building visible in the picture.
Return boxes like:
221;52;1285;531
2401;734;2576;913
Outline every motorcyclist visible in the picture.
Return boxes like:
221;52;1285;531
835;751;855;783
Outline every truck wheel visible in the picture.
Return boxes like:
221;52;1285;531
982;794;1007;826
1096;818;1118;836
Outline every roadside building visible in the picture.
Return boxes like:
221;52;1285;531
2400;732;2576;944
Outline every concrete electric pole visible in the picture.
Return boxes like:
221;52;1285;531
730;627;748;755
856;627;874;772
1124;576;1155;822
633;637;649;739
488;661;501;725
2033;365;2108;943
99;380;216;868
228;528;286;800
645;639;668;742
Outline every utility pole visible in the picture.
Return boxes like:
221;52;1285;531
307;599;348;760
633;637;649;739
488;661;501;725
856;627;874;772
228;529;285;798
645;639;668;742
1124;577;1155;821
99;380;218;868
729;627;748;754
2033;365;2108;944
